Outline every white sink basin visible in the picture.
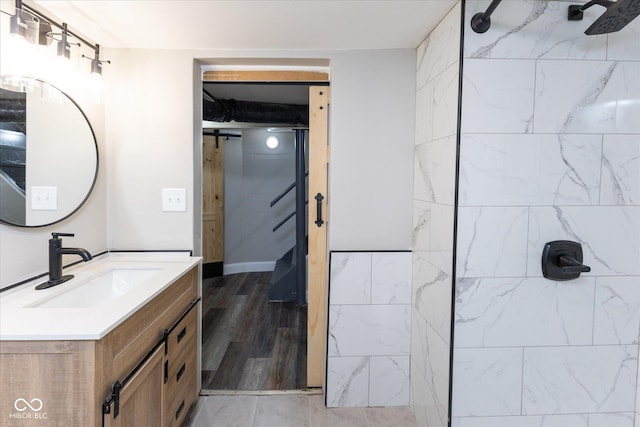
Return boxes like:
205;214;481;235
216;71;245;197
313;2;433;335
30;268;161;309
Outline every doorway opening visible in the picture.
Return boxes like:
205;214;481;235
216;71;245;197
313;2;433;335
199;74;329;392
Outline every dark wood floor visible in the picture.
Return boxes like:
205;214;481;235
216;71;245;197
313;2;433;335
201;271;307;390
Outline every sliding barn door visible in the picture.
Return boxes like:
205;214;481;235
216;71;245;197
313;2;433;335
202;135;224;277
307;86;330;387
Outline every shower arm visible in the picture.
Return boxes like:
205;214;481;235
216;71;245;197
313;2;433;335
569;0;615;19
470;0;503;33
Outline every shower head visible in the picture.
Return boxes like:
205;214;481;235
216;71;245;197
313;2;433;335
568;0;640;34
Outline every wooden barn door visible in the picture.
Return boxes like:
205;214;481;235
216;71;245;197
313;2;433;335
202;134;224;277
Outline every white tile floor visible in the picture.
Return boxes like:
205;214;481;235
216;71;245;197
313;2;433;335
186;394;419;427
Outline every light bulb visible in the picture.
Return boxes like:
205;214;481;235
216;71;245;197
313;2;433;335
266;136;279;149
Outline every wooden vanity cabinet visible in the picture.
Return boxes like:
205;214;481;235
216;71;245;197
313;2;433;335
0;265;200;427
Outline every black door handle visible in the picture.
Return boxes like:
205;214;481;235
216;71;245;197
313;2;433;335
315;193;324;227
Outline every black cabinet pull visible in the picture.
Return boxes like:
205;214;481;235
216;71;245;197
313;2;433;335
164;360;168;384
176;363;186;382
177;327;187;343
175;400;185;419
314;193;324;227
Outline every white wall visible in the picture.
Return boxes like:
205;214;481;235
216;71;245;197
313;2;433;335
104;48;416;253
223;128;296;265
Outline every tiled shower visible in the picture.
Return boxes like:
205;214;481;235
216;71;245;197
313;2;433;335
452;0;639;426
327;1;638;426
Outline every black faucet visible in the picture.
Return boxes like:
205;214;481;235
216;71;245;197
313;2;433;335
35;233;93;290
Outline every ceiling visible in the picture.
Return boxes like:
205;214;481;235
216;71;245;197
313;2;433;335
28;0;458;50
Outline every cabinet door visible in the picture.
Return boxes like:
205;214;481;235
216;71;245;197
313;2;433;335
103;345;164;427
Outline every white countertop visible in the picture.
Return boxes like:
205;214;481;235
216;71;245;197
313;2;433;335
0;252;201;341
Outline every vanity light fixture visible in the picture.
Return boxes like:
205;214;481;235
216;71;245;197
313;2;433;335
9;0;39;43
83;44;110;75
1;1;112;79
56;23;71;59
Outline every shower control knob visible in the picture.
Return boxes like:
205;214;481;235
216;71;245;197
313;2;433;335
541;240;591;281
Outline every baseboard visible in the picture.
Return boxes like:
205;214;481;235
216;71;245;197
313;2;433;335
223;261;276;275
203;262;223;279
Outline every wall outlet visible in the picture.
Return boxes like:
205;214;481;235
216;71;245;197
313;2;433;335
31;186;58;211
162;188;187;212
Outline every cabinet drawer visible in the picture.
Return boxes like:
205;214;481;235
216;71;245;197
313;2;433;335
167;304;198;362
163;343;197;427
165;333;197;402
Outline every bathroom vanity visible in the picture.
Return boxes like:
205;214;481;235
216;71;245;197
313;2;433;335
0;253;201;426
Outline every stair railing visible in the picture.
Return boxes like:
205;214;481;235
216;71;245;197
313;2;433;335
272;200;308;232
270;171;308;208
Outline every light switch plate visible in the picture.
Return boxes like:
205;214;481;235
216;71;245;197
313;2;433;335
162;188;187;212
31;186;58;211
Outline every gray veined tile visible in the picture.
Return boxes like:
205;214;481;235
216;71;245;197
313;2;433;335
522;345;638;415
527;206;640;277
415;82;434;145
456;206;529;278
607;15;640;61
455;276;595;347
411;358;448;427
451;347;523;417
534;60;640;134
412;253;452;341
326;356;370;408
589;412;635;427
371;252;412;305
601;135;640;205
593;276;640;345
329;252;372;305
415;135;457;205
328;305;410;357
368;356;410;406
451;414;588;427
461;58;536;133
459;134;602;206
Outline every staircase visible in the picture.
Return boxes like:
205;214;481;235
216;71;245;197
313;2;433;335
268;246;298;302
268;129;308;305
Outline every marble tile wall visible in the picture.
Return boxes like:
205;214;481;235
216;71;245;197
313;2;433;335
452;1;640;426
326;251;412;408
411;3;461;427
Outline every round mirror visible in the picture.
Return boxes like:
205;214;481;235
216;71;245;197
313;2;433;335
0;77;98;227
